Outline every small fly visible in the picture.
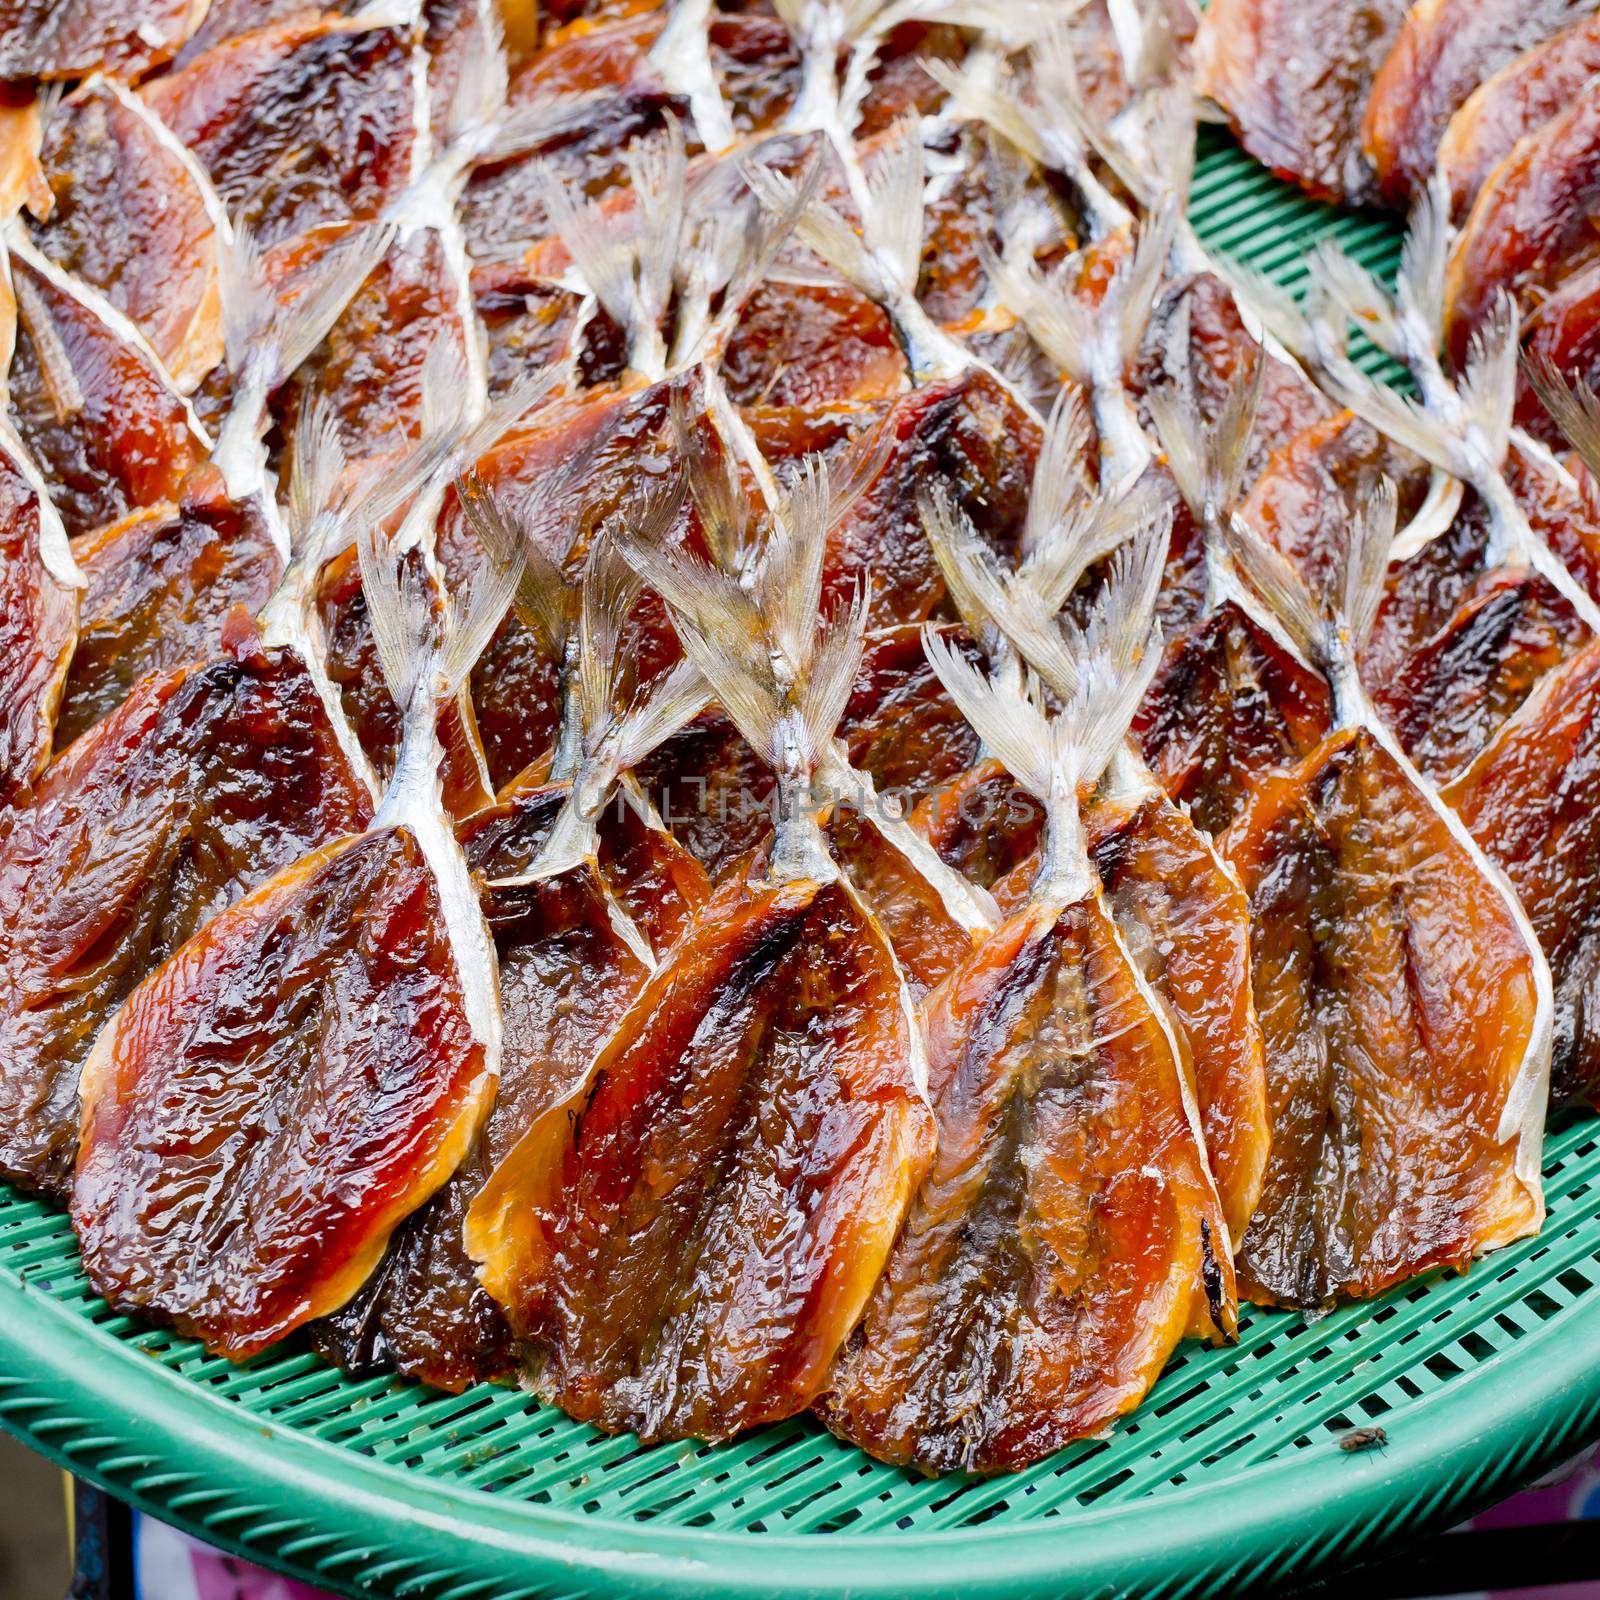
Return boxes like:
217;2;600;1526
1338;1426;1388;1453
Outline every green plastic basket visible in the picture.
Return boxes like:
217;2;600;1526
4;130;1600;1600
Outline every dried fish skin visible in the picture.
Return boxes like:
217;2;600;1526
1363;0;1595;208
827;372;1040;632
630;704;775;882
1133;602;1332;839
314;786;656;1390
1086;790;1268;1248
28;80;224;392
0;0;206;81
461;87;681;262
0;673;179;1197
840;623;980;801
1195;0;1409;207
1240;410;1427;610
852;21;964;140
818;894;1223;1474
1349;467;1598;769
530;0;664;53
920;775;1268;1247
1362;502;1499;689
467;867;933;1442
706;11;801;136
8;251;206;539
459;15;685;261
1519;261;1600;445
56;471;280;750
592;783;710;955
308;1143;514;1388
915;758;1045;914
474;264;613;400
1444;91;1600;368
437;384;684;789
721;282;906;408
142;16;416;252
830;804;972;998
1510;442;1600;606
0;640;371;1198
1446;640;1600;1107
0;445;75;799
171;0;363;70
1224;726;1544;1307
74;824;488;1357
1437;11;1600;218
914;131;1050;333
1373;569;1585;782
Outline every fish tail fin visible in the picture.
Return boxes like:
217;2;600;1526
1024;381;1094;556
439;477;533;693
442;0;509;156
1069;525;1167;780
1523;350;1600;482
982;243;1092;384
623;114;688;346
1145;321;1264;524
743;152;895;307
286;391;351;562
1458;293;1518;467
454;469;574;665
220;219;393;391
357;507;438;711
922;626;1067;803
1229;476;1396;666
1397;172;1450;344
863;116;926;296
1308;238;1403;361
615;490;782;766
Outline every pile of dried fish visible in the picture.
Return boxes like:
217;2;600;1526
0;0;1594;1475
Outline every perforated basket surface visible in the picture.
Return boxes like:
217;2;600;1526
4;129;1600;1600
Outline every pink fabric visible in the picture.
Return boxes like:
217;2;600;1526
136;1515;342;1600
190;1543;341;1600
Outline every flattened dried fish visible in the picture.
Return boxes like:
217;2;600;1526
1223;484;1549;1307
1197;0;1408;206
1363;0;1594;207
820;538;1228;1472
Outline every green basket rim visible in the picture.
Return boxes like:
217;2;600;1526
3;1253;1600;1600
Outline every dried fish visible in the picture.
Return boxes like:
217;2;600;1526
918;424;1268;1260
73;444;523;1356
0;0;1584;1473
54;220;389;748
465;472;936;1442
819;538;1229;1473
6;232;208;538
1222;482;1550;1306
1441;362;1600;1108
1436;11;1600;219
1362;0;1594;208
1196;0;1409;207
1444;92;1600;370
1136;336;1332;836
26;78;228;392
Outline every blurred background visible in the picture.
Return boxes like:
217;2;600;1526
0;1432;67;1597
